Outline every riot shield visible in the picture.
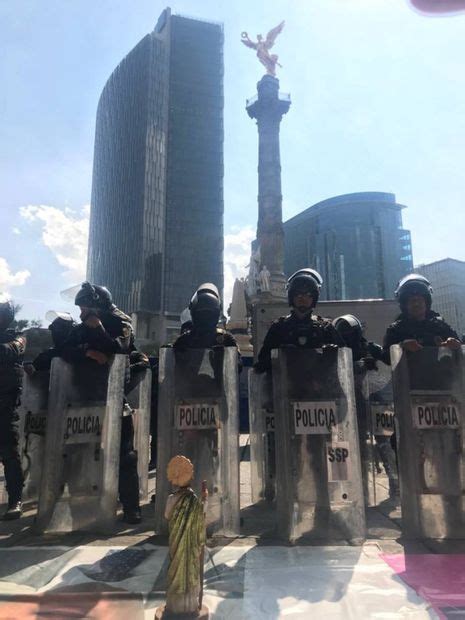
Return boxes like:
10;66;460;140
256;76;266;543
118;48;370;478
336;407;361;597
155;347;240;536
249;370;276;503
126;369;152;501
18;370;50;502
273;347;365;543
354;362;398;507
0;372;50;508
35;355;126;533
391;344;465;539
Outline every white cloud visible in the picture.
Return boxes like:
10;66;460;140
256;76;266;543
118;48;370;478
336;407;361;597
223;225;255;310
12;227;21;235
20;204;89;282
0;257;30;292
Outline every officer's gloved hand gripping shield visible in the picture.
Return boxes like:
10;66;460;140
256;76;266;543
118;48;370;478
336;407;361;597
391;344;465;539
155;347;240;536
35;355;126;533
18;369;50;502
272;347;365;543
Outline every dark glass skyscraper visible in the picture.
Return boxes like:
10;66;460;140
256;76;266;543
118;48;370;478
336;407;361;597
284;192;413;300
87;9;224;344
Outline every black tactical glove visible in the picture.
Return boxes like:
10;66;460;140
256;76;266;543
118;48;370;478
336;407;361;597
366;341;383;360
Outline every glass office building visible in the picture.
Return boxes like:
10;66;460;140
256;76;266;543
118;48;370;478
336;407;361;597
416;258;465;337
87;9;224;344
284;192;413;300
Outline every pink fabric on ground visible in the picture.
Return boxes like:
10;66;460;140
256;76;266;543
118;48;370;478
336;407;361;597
382;554;465;619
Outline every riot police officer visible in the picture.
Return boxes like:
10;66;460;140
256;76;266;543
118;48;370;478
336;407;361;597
333;313;399;499
69;282;142;524
25;312;76;374
382;274;461;362
173;284;238;350
254;269;343;373
0;295;26;519
72;282;133;360
333;314;367;362
332;314;383;367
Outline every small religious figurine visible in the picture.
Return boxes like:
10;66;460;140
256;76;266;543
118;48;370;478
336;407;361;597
259;265;271;293
241;21;285;77
156;455;209;619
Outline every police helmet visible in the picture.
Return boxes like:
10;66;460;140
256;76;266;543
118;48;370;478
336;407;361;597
395;274;433;310
333;314;363;343
189;283;221;328
45;311;76;346
287;268;323;307
74;282;113;310
0;293;14;328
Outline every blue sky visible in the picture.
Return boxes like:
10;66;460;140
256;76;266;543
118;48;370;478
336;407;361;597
1;0;464;320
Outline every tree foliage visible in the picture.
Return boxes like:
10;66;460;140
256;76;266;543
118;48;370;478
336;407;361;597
11;303;42;331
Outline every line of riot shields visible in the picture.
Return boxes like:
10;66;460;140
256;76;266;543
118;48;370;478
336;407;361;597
248;344;465;542
4;343;464;541
2;355;152;533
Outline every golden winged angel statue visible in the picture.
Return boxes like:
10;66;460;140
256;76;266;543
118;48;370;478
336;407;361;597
241;21;285;77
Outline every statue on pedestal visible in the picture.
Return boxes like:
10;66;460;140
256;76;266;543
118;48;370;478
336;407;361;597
246;245;261;297
259;265;271;293
241;21;285;77
155;455;209;619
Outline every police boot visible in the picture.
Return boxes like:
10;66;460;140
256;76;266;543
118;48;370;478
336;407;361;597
2;500;22;520
122;507;142;524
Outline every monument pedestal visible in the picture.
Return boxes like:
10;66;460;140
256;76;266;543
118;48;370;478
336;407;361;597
155;605;210;619
246;74;290;306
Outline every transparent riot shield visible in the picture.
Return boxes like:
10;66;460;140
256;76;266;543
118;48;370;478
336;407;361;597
126;369;152;501
35;355;126;533
354;362;398;507
18;370;50;502
273;347;365;543
391;344;465;539
155;347;240;536
249;370;276;503
0;372;50;509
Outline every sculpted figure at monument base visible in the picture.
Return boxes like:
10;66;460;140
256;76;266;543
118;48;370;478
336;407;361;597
155;455;209;620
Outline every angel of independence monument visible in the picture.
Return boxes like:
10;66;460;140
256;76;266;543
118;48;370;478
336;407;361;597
242;22;292;355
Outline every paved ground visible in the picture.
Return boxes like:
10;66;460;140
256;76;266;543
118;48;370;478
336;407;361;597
0;436;464;618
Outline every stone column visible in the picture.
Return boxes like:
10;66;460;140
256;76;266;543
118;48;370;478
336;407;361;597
247;74;290;298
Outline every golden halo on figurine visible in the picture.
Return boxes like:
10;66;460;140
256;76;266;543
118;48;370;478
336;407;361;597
167;455;194;487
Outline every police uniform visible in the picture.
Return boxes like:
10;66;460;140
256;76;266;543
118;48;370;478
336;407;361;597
125;350;150;395
64;306;140;518
255;312;343;373
66;307;133;356
382;310;460;363
173;326;238;350
30;315;77;372
0;329;26;507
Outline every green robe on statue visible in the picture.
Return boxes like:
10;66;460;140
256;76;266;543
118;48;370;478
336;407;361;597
166;488;206;615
